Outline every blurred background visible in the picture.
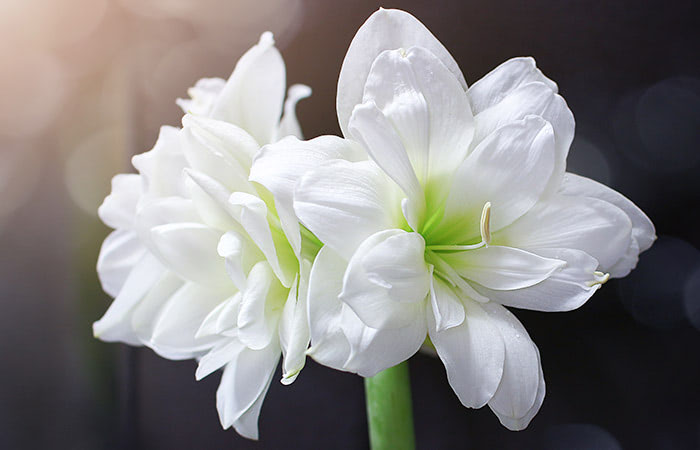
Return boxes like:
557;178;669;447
1;0;699;448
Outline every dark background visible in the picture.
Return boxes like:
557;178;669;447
1;0;699;448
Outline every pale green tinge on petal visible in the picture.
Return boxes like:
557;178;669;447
348;101;424;228
210;31;286;147
217;230;261;292
216;342;281;440
227;191;296;288
279;260;312;384
294;159;404;260
250;135;366;256
237;261;286;350
432;116;556;243
337;8;466;136
481;302;544;430
428;296;505;408
340;230;430;329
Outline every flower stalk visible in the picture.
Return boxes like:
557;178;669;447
364;361;416;450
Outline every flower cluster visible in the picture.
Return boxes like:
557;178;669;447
95;9;654;439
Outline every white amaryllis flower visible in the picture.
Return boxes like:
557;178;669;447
252;9;655;430
94;32;315;439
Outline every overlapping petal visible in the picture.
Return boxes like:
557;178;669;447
337;8;466;136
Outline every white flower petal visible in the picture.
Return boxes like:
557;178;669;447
210;32;285;146
129;271;185;347
279;260;311;384
217;231;261;292
132;126;187;198
97;230;146;297
251;135;366;255
362;49;430;182
362;47;474;190
472;248;601;312
305;246;353;370
497;195;632;270
406;47;474;188
180;118;257;195
560;173;656;276
182;113;260;166
227;191;295;287
149;222;229;288
294;159;403;259
148;282;227;357
196;293;241;339
237;262;286;350
98;174;141;229
436;116;556;242
93;253;165;345
337;8;465;136
468;57;558;114
177;77;226;116
183;169;244;233
134;197;200;247
472;80;573;156
428;297;505;408
307;245;427;377
429;271;466;332
348;101;424;226
274;84;312;141
340;230;429;329
196;338;242;380
482;302;543;430
442;245;565;291
216;341;280;440
342;302;426;377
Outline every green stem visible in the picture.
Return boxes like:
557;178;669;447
364;361;416;450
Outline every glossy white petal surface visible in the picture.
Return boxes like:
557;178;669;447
337;8;466;136
294;159;403;259
428;296;505;408
341;230;430;329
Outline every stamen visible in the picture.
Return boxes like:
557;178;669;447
586;271;610;287
427;242;486;251
480;201;492;246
